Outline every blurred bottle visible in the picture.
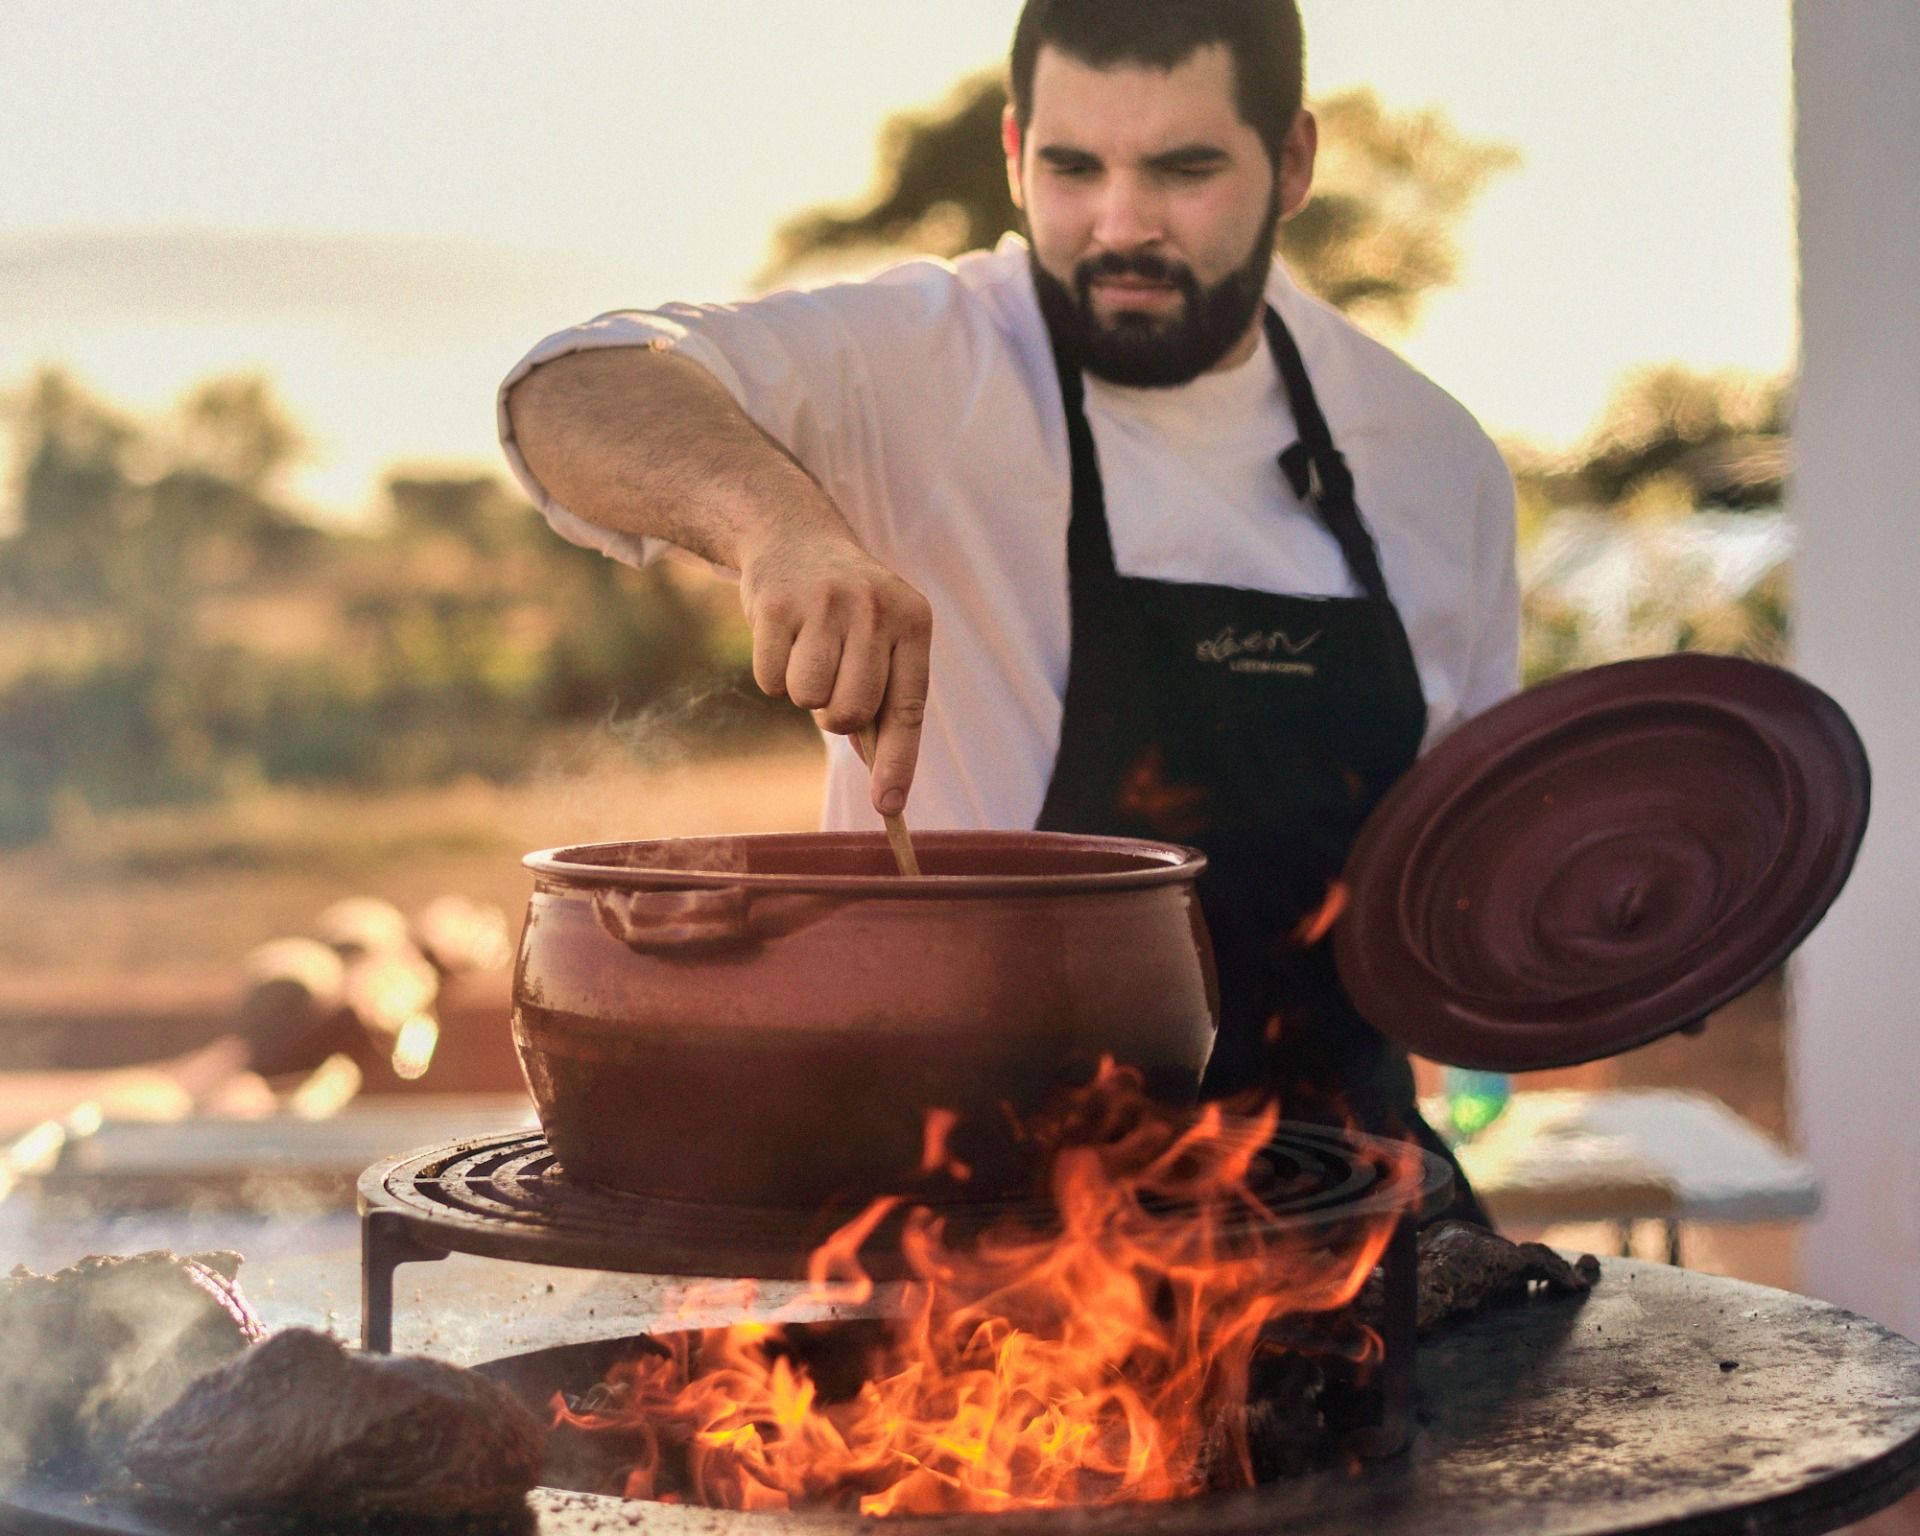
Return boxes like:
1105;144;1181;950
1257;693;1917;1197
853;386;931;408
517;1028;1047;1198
1443;1067;1511;1140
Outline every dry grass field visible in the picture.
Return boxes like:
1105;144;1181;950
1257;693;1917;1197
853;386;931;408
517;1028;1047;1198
0;741;826;985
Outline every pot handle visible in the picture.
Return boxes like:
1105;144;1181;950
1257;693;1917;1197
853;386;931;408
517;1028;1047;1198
593;886;753;953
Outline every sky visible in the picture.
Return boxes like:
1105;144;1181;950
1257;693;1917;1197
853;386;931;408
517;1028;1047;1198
0;1;1796;518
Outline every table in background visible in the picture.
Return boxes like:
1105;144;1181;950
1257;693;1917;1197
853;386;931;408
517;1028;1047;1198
1438;1088;1820;1264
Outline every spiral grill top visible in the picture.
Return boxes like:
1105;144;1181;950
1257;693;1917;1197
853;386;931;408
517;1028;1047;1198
360;1123;1453;1282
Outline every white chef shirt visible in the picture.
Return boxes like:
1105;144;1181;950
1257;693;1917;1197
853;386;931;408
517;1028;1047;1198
498;235;1519;834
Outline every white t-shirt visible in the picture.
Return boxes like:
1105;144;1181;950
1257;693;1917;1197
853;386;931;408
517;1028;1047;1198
498;235;1519;833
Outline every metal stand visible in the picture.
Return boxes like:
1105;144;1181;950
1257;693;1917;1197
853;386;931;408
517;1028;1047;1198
360;1207;449;1352
1347;1211;1421;1459
355;1125;1453;1380
1615;1217;1685;1267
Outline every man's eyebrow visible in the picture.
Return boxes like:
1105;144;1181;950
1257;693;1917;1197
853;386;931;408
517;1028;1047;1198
1035;143;1231;171
1146;144;1230;170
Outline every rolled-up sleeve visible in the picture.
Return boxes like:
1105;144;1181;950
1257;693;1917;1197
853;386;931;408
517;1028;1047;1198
497;287;893;571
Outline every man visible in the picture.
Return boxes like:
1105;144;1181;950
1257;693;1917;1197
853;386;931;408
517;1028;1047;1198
499;0;1517;1198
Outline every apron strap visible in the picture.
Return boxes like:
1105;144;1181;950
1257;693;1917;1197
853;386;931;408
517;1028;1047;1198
1051;344;1123;590
1265;307;1398;613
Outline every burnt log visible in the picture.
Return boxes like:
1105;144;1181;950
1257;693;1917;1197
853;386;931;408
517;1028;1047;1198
125;1327;547;1518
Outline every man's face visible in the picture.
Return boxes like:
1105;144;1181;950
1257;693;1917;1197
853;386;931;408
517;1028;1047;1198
1006;42;1314;387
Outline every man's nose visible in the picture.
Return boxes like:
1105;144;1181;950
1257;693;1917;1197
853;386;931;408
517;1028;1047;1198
1090;175;1165;251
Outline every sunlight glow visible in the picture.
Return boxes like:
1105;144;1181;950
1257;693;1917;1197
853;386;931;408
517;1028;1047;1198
0;2;1792;514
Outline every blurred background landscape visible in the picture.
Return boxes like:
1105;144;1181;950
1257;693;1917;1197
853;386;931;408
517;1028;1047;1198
1;2;1805;1282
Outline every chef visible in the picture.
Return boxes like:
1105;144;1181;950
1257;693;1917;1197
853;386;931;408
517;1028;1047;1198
499;0;1517;1210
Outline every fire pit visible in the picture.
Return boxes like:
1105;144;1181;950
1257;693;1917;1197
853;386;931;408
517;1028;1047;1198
5;1256;1918;1536
481;1268;1920;1536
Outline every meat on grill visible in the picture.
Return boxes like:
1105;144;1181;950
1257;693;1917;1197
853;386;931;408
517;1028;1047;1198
123;1327;548;1517
1400;1220;1600;1333
0;1249;265;1478
1203;1224;1601;1486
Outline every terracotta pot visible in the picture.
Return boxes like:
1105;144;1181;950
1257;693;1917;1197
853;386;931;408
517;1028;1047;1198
513;831;1216;1205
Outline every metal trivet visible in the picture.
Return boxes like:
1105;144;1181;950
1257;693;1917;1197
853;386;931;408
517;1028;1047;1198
359;1123;1451;1453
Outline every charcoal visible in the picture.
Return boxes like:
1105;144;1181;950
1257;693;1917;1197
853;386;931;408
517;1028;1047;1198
1356;1221;1597;1334
0;1250;265;1478
124;1327;547;1517
1204;1228;1600;1488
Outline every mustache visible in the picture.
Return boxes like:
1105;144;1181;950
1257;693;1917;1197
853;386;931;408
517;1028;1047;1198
1074;251;1199;291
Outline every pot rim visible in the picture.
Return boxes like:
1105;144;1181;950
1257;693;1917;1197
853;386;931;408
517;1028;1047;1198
524;830;1206;897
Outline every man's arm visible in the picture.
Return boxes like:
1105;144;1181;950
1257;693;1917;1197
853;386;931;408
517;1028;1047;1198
505;345;931;817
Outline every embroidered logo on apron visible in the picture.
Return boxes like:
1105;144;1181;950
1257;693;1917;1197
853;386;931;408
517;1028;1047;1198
1194;624;1323;676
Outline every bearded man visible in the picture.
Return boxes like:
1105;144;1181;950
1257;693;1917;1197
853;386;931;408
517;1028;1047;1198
500;0;1517;1216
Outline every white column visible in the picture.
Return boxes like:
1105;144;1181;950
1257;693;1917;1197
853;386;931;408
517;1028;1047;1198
1789;3;1920;1333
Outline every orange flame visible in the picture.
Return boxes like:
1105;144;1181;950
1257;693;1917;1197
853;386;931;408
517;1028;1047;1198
1115;745;1211;841
1291;880;1351;948
553;1062;1416;1514
920;1108;973;1183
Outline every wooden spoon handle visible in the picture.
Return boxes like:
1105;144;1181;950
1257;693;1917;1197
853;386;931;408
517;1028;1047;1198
857;726;921;876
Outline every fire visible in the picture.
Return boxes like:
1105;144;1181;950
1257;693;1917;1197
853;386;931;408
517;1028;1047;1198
1114;744;1211;841
920;1108;972;1184
551;1062;1415;1514
1292;880;1351;949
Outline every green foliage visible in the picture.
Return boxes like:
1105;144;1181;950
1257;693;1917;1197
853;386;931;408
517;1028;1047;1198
1283;91;1519;328
759;74;1516;330
760;71;1016;287
0;369;767;846
1509;367;1793;683
1511;365;1791;516
171;374;307;493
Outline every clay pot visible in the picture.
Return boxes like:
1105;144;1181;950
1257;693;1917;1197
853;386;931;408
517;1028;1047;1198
513;832;1216;1205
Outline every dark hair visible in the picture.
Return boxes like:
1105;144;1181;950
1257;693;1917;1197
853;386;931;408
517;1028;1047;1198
1008;0;1306;169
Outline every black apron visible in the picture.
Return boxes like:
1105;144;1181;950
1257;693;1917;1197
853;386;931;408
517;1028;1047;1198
1035;303;1484;1223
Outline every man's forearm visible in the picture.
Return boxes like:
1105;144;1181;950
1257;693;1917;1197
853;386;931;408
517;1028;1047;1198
505;344;850;567
506;340;933;817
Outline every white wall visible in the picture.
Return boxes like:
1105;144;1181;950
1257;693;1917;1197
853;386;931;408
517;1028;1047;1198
1789;3;1920;1334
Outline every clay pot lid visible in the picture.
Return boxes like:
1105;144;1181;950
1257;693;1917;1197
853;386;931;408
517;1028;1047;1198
1334;654;1871;1072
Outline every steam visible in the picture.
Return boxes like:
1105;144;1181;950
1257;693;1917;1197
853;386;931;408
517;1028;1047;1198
0;1252;262;1483
517;679;821;855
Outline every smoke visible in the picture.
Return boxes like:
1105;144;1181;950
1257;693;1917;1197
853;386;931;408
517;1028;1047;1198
0;1251;263;1484
517;680;821;857
522;680;745;849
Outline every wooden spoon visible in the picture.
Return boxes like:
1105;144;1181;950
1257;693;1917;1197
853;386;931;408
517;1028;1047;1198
857;725;921;876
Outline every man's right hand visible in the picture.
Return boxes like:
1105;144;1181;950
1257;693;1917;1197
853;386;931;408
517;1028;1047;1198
739;522;932;818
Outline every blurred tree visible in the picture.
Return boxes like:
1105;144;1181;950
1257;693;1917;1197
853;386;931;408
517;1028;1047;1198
170;374;305;495
758;73;1516;330
1568;365;1788;509
149;375;317;583
0;368;141;608
1510;365;1790;514
385;472;538;556
0;376;786;843
1288;91;1519;327
1;369;321;612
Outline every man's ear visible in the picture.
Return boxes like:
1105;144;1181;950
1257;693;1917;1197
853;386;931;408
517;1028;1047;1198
1277;108;1317;220
1003;104;1027;212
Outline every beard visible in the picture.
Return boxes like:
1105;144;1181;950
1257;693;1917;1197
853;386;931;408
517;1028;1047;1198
1031;193;1281;389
